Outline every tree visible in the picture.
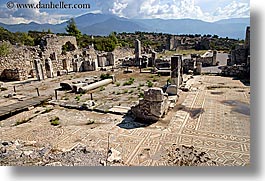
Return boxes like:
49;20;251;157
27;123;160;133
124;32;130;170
15;32;34;46
0;41;11;57
109;32;118;45
65;18;82;39
212;34;219;39
47;29;52;34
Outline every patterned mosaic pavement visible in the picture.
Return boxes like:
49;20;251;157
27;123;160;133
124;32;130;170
0;75;250;166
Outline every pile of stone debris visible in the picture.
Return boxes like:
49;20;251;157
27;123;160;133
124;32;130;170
163;144;219;166
0;140;106;166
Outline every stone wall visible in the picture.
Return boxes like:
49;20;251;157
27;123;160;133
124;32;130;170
230;45;248;65
0;42;40;81
97;52;115;67
221;64;250;78
196;57;214;67
40;34;77;57
0;69;28;81
230;26;250;66
167;36;210;51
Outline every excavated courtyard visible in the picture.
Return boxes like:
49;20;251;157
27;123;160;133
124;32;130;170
0;70;250;166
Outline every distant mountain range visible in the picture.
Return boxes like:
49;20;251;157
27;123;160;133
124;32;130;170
0;13;250;39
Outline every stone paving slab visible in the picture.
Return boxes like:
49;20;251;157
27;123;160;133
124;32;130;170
0;96;51;119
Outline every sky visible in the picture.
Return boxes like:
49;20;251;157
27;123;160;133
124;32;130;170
0;0;250;24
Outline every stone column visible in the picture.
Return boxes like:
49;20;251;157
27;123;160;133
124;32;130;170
213;50;217;66
151;51;157;67
93;58;98;71
45;58;54;78
245;26;250;49
169;56;181;95
196;62;202;75
245;26;250;56
34;59;44;81
135;39;141;63
171;55;182;87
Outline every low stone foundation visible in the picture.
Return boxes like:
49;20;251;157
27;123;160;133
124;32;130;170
220;64;250;78
0;68;28;81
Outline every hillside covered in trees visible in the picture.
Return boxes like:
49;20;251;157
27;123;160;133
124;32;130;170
0;18;242;54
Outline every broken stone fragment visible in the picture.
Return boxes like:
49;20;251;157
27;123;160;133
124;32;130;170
166;85;178;95
131;88;170;122
107;148;122;163
45;162;63;166
144;88;166;102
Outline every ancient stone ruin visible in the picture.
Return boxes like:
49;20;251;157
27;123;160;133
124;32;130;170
222;26;250;78
135;39;141;64
166;55;183;95
131;88;170;122
40;34;77;58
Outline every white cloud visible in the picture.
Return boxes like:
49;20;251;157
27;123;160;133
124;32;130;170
0;0;71;24
95;0;249;21
0;0;250;24
213;1;250;20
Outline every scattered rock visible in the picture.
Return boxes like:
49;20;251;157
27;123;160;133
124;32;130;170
107;148;122;163
0;141;105;166
45;162;62;166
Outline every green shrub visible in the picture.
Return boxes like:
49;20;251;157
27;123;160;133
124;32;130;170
138;92;144;98
123;78;135;86
0;42;11;57
100;73;112;80
147;80;153;87
75;94;82;101
50;117;60;126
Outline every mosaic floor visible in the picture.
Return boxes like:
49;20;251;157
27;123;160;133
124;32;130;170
0;75;250;166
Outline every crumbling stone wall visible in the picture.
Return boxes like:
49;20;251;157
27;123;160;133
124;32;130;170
230;45;248;65
0;69;28;81
221;63;250;78
97;52;115;67
224;26;250;79
230;26;250;66
38;34;80;73
167;36;210;51
0;42;39;81
40;34;77;57
196;57;214;67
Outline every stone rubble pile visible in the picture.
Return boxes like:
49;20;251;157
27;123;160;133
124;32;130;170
0;140;104;166
220;63;250;78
